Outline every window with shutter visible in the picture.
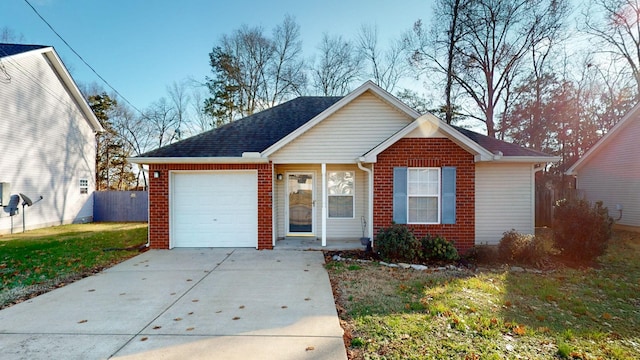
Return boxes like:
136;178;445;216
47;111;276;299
393;167;456;225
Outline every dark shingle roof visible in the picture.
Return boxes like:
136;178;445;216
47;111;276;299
139;96;343;158
452;125;553;157
138;95;552;159
0;43;48;58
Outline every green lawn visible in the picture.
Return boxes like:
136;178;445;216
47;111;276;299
327;231;640;359
0;223;148;308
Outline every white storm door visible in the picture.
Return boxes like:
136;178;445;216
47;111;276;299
286;172;314;235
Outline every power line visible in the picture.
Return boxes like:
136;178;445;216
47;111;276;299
23;0;145;116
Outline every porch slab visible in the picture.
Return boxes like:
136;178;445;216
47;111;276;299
275;237;366;250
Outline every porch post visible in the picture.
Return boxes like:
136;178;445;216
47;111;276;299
321;163;327;247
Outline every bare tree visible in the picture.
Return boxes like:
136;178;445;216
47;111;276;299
410;0;567;136
167;80;191;134
267;14;307;106
357;24;409;92
221;25;273;114
582;0;640;98
145;98;180;148
205;16;307;121
406;0;469;124
453;0;568;137
188;85;216;133
110;102;154;189
310;33;363;96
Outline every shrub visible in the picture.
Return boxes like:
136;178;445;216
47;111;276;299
374;224;420;263
420;234;459;262
498;230;559;266
553;199;613;261
498;230;532;262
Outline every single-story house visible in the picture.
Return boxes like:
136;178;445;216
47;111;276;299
567;102;640;231
131;81;557;252
0;43;102;234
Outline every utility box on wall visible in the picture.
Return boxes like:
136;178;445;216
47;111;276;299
0;183;10;206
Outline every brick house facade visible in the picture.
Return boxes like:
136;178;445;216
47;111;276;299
148;163;273;249
374;138;476;252
132;81;556;251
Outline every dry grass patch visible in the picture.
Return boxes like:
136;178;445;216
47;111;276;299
326;231;640;359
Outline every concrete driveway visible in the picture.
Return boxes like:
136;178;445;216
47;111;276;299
0;249;347;360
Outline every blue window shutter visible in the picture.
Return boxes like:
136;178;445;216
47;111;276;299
441;167;456;224
393;167;407;224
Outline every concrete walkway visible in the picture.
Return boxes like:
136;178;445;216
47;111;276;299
0;249;347;360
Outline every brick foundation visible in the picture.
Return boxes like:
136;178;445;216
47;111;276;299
148;163;273;250
373;138;475;253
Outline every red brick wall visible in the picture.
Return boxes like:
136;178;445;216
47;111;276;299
148;163;273;250
374;138;475;253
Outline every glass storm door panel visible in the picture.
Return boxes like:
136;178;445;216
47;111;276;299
288;173;313;234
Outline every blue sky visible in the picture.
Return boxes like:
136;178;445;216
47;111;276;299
2;0;430;110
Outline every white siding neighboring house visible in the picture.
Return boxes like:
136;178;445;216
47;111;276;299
0;44;102;234
567;103;640;230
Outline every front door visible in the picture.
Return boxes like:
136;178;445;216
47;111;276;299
287;172;314;235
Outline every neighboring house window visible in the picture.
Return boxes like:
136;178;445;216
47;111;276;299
327;171;354;218
408;168;440;223
80;179;88;194
393;167;456;225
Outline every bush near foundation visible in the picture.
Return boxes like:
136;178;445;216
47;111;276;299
375;224;420;263
498;230;558;265
420;234;459;262
553;199;613;262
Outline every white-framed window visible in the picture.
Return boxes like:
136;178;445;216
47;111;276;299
80;179;89;194
407;168;440;224
327;171;354;218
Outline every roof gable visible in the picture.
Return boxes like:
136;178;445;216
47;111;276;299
133;81;556;164
261;81;420;157
567;102;640;175
0;43;102;132
361;114;557;163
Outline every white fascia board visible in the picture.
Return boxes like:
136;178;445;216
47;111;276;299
274;159;359;164
261;81;421;157
128;157;270;165
43;49;104;133
488;156;561;164
361;114;493;163
566;102;640;175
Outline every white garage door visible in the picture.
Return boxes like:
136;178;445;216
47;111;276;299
170;171;258;248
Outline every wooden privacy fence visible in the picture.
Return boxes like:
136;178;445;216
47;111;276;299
94;191;148;222
535;188;583;227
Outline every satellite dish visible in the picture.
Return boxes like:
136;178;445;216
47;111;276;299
18;193;43;233
20;193;33;207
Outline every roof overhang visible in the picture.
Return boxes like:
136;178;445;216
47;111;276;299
128;154;270;165
261;80;420;157
489;156;561;163
40;47;103;132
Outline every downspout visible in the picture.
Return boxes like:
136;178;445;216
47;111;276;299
272;162;276;248
357;160;374;248
321;163;327;247
142;167;151;248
